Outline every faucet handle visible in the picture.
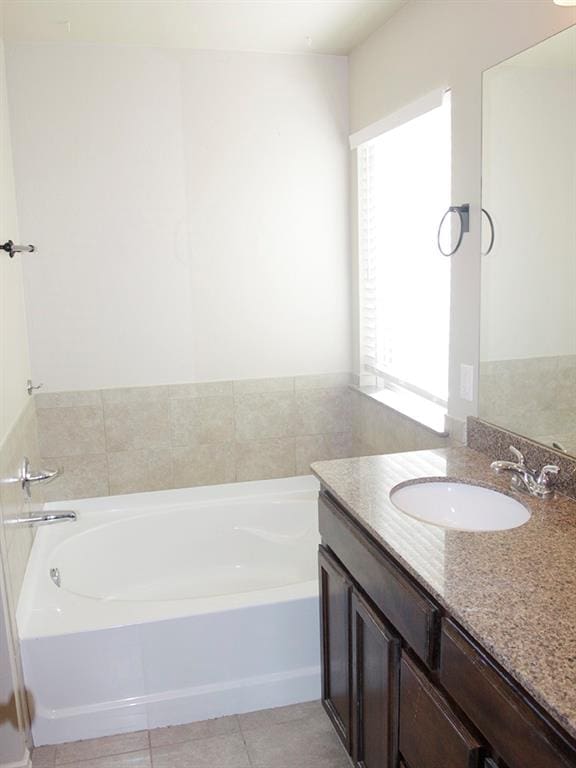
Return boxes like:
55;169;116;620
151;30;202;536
536;464;560;488
509;446;526;465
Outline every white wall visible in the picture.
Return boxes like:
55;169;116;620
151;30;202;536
481;64;576;361
0;11;32;765
0;38;30;441
6;45;350;392
348;0;576;423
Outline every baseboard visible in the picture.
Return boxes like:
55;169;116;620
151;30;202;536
32;666;321;746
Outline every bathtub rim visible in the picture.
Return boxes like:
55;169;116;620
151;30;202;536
18;474;320;641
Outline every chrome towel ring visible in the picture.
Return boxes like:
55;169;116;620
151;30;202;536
481;207;495;255
437;204;470;257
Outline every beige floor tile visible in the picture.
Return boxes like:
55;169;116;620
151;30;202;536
243;709;350;768
238;700;323;732
151;732;250;768
55;732;148;764
54;751;150;768
32;745;57;767
150;714;240;747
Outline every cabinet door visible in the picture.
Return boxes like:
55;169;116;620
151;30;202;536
352;591;400;768
399;653;483;768
319;545;352;751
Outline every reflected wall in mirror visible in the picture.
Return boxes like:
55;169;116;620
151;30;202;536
480;25;576;457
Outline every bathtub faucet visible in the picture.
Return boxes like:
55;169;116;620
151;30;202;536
0;456;60;498
4;511;77;527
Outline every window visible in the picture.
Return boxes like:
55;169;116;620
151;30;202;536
355;91;452;411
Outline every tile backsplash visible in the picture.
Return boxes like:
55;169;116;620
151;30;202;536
36;374;356;500
467;417;576;501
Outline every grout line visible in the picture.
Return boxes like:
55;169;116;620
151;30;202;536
148;729;154;768
237;719;256;768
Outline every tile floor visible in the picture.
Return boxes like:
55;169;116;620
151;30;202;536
31;701;352;768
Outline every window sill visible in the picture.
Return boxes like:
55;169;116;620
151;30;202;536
350;384;449;437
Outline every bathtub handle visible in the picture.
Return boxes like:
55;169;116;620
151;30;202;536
0;457;60;498
4;511;77;527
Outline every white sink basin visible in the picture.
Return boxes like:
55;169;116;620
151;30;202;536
389;480;530;532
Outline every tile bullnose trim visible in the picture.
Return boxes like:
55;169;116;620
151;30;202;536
467;417;576;501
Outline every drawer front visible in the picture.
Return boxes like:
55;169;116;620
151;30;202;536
399;653;482;768
439;619;576;768
319;491;439;667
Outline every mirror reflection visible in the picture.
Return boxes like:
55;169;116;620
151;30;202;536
480;25;576;456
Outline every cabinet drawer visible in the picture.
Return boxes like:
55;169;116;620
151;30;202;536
439;619;576;768
399;653;482;768
319;491;439;667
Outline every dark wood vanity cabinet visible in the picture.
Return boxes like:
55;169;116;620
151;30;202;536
318;490;576;768
319;545;352;750
319;544;400;768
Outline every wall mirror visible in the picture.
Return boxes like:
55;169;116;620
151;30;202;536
479;25;576;456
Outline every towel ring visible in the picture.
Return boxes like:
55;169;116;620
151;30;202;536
481;207;495;256
437;204;470;257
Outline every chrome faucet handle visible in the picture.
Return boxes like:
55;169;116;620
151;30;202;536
536;464;560;488
508;446;526;465
0;457;61;499
490;445;528;473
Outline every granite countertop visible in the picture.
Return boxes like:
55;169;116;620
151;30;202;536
311;446;576;740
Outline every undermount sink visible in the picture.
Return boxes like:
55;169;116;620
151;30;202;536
389;480;531;532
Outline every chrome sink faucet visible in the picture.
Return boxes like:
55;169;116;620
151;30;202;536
491;446;559;498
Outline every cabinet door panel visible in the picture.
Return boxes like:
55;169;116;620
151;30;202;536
399;653;482;768
319;545;352;751
352;591;400;768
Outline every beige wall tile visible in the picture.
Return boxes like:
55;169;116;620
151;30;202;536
235;438;296;482
235;393;295;443
233;377;294;395
108;449;173;495
294;388;352;436
101;386;170;403
104;401;171;452
169;381;234;399
37;406;105;457
170;397;235;447
36;390;102;409
295;433;354;475
41;455;109;501
172;444;235;488
294;373;352;390
357;396;448;455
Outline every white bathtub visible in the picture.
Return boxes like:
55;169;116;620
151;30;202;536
18;476;321;746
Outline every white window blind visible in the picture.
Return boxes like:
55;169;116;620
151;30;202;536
357;91;452;405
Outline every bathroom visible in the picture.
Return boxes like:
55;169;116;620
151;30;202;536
0;0;575;766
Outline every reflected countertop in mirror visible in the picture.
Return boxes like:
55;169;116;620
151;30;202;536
480;25;576;457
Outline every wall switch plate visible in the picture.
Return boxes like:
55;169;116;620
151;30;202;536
460;363;474;402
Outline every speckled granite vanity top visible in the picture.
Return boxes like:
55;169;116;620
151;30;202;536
311;447;576;740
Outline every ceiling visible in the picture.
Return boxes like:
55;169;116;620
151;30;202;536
1;0;406;55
